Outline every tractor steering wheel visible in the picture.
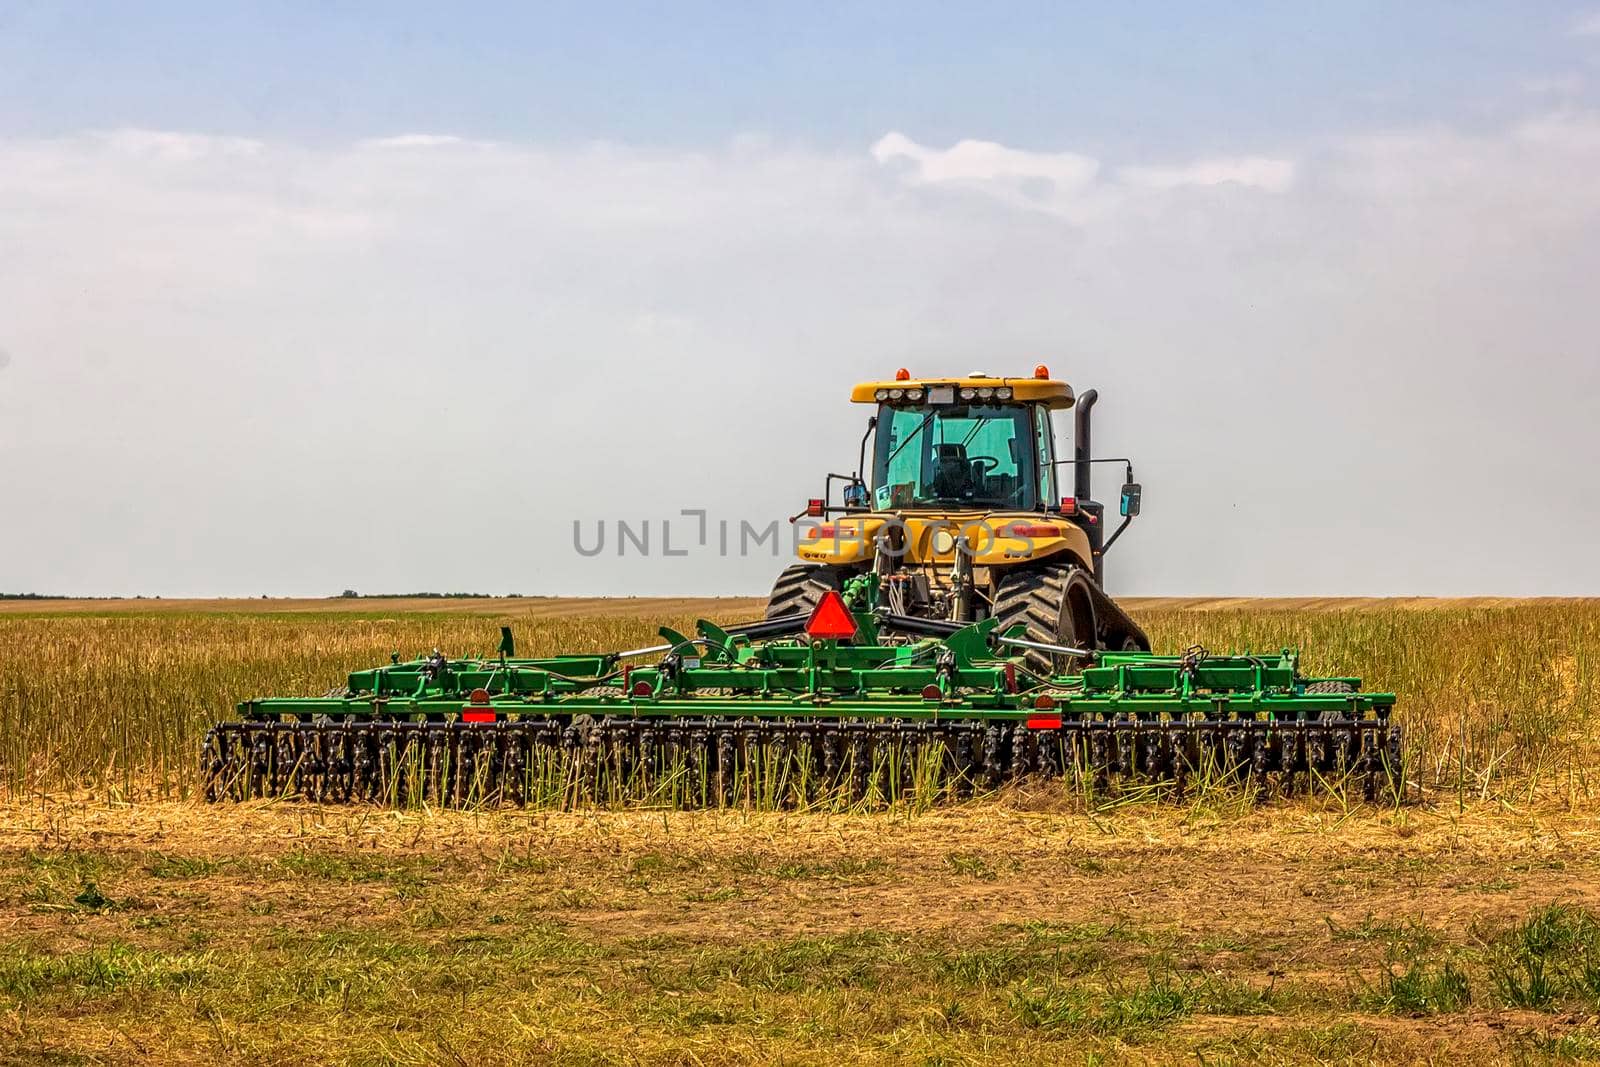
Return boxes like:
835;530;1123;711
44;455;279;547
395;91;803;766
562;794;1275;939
968;456;1000;474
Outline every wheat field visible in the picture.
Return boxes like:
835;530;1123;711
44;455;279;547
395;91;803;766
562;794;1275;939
3;598;1600;1064
1;597;1596;805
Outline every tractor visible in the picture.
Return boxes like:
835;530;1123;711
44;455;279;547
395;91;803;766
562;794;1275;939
770;365;1147;672
201;365;1403;808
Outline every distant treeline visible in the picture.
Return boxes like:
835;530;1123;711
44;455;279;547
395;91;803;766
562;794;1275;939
337;591;534;600
1;593;70;601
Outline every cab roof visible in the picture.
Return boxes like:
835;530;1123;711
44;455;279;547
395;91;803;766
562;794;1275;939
850;371;1075;409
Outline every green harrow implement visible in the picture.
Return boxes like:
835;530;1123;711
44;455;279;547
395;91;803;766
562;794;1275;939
202;597;1401;808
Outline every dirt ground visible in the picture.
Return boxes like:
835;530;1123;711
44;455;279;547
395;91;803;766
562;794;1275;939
1;793;1597;1064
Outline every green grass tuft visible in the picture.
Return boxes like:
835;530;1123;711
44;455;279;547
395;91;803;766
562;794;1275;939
1011;965;1197;1042
0;944;214;1003
1486;904;1600;1011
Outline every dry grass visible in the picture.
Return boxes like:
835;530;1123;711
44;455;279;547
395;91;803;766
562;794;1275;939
2;597;1600;1063
2;597;1597;805
0;604;755;799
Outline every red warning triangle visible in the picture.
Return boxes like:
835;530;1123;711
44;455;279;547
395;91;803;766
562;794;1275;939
805;589;858;641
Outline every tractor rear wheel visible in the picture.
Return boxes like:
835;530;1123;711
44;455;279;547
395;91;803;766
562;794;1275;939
1305;680;1357;722
765;563;846;620
991;561;1101;676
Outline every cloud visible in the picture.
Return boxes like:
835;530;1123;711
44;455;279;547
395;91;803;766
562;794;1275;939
97;129;264;158
357;133;474;149
1116;156;1296;192
870;131;1294;221
1521;74;1585;95
872;131;1099;188
1;118;1599;596
1330;114;1600;231
1572;10;1600;35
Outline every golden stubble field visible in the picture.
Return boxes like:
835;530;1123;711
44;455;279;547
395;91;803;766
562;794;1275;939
1;596;1599;1064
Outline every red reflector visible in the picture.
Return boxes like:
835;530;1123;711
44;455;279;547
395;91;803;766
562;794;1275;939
1003;523;1060;538
1059;497;1078;516
462;710;496;723
1034;364;1050;379
1026;713;1062;730
1033;694;1057;710
631;680;654;697
803;524;838;541
921;684;942;700
469;687;492;705
805;589;858;641
895;367;911;381
806;498;825;517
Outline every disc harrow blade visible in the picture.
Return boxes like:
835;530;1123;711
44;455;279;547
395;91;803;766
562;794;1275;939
202;715;1402;809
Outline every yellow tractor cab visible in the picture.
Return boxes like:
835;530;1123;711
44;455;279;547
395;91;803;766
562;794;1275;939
850;369;1075;514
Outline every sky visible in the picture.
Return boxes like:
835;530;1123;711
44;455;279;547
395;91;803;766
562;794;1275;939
2;2;1600;598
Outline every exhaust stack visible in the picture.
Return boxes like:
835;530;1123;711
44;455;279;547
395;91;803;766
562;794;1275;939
1073;388;1097;500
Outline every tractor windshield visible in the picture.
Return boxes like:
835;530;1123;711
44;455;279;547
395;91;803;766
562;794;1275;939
871;403;1045;509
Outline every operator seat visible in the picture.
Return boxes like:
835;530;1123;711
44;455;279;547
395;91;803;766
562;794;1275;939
932;443;972;498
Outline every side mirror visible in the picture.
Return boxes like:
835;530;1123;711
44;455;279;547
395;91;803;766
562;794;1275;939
1120;481;1142;518
843;483;869;508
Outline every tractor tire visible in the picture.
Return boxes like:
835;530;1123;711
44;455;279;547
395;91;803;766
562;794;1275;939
765;563;846;620
1305;680;1357;722
991;561;1102;676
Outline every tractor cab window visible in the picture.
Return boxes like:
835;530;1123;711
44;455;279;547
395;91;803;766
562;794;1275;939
872;404;1039;509
1034;405;1058;506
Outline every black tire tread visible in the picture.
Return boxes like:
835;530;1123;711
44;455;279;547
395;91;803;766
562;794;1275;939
992;560;1151;675
1305;679;1357;722
991;564;1078;676
765;563;846;619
